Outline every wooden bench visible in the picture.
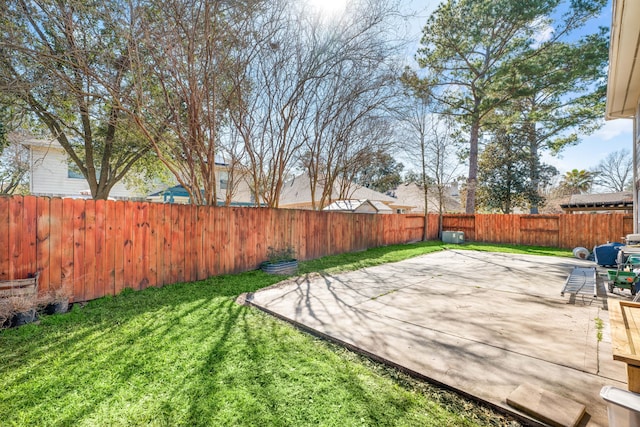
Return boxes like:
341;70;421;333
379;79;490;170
0;273;39;299
610;300;640;392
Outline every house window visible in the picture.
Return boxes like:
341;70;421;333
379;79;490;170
219;171;229;190
68;160;84;179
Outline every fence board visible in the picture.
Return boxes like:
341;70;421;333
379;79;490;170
35;198;51;293
0;198;8;282
103;200;117;296
211;207;222;276
8;196;24;280
61;198;75;299
122;201;134;290
23;196;37;280
161;204;172;287
94;200;105;300
72;199;86;300
147;203;158;288
195;206;206;281
138;202;150;289
48;198;63;293
183;205;194;283
169;205;182;283
84;201;96;300
1;195;637;304
113;201;125;296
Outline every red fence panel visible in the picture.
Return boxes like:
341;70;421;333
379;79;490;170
1;195;635;303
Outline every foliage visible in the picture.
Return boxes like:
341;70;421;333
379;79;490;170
353;151;404;193
560;169;594;194
237;1;400;208
0;243;538;426
477;120;558;214
407;0;607;213
477;134;533;214
0;0;155;200
592;149;633;192
493;28;608;212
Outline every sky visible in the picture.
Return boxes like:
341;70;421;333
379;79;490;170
400;0;633;175
308;0;633;175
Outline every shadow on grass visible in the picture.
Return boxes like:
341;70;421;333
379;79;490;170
0;241;545;426
0;276;491;426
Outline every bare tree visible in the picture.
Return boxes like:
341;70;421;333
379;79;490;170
225;0;316;207
302;0;404;209
592;149;633;193
397;93;431;239
128;0;268;205
399;93;461;238
226;0;402;208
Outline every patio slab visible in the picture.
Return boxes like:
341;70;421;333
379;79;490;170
246;249;630;426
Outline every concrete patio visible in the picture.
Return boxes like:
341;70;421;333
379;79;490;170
245;249;630;426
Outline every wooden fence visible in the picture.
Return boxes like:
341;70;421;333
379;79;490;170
0;195;633;303
442;213;633;249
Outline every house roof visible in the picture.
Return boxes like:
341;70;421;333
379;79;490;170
560;191;633;211
387;182;462;213
606;0;640;119
279;174;411;209
148;184;259;206
369;200;394;212
9;133;59;149
323;199;393;213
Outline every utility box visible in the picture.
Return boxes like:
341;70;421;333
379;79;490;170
442;231;464;244
601;386;640;427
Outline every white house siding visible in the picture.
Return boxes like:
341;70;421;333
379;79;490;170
29;145;144;198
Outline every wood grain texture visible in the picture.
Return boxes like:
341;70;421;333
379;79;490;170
0;195;633;303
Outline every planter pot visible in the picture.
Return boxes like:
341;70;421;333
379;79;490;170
43;300;69;315
10;309;38;327
261;260;298;275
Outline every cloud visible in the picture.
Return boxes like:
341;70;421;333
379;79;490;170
530;17;554;48
592;119;633;141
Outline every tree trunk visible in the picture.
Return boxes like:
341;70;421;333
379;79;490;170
421;133;429;241
526;120;540;214
466;118;480;213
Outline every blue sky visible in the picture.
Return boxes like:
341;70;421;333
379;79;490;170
400;0;633;175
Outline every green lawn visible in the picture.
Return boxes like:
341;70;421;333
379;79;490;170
0;242;564;426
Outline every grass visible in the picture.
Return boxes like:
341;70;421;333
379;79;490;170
595;317;604;342
0;241;566;426
299;241;571;274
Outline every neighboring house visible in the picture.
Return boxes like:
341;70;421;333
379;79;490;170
19;134;240;203
387;182;462;214
323;199;393;214
147;182;259;207
21;136;148;199
279;174;414;213
560;192;633;214
606;0;640;231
